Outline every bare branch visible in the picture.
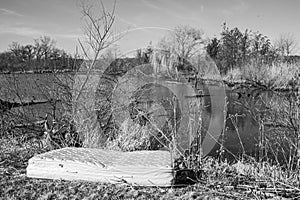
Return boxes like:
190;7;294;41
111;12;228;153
75;0;120;102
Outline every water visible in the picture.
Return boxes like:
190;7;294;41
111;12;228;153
1;73;293;163
203;86;259;160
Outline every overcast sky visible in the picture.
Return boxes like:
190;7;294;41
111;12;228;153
0;0;299;55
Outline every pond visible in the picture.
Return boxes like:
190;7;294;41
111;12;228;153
1;73;297;165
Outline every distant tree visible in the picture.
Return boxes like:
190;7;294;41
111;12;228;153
240;29;251;64
34;39;43;65
217;25;247;72
2;37;80;72
8;42;25;63
23;44;35;63
9;42;22;57
206;23;278;74
158;25;205;63
250;32;272;64
8;42;31;70
34;36;56;69
206;37;220;60
0;51;16;71
49;48;64;70
40;36;56;60
275;33;298;57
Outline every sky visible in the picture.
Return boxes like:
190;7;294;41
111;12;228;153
0;0;299;55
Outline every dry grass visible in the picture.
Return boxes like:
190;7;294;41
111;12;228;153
225;62;300;87
1;136;299;199
105;118;152;151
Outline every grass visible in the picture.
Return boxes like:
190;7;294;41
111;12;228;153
2;135;300;199
105;118;152;151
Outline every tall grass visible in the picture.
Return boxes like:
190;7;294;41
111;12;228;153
105;118;152;151
225;62;299;88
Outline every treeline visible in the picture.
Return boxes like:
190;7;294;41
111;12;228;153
2;25;298;75
0;36;83;73
206;23;299;74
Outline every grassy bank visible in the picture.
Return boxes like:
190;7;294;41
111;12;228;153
1;136;299;199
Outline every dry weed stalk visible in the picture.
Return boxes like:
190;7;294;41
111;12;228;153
72;0;123;147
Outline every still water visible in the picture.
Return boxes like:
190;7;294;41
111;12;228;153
1;73;292;163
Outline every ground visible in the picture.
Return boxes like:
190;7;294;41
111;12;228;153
0;138;297;200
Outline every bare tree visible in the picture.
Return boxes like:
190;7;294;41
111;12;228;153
158;25;206;62
275;33;298;56
75;0;118;98
23;44;35;64
9;42;22;58
78;0;117;63
34;36;56;70
73;0;120;147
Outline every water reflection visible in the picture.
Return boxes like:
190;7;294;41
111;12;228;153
198;83;260;161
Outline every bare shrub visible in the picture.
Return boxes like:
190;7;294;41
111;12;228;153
71;0;121;148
